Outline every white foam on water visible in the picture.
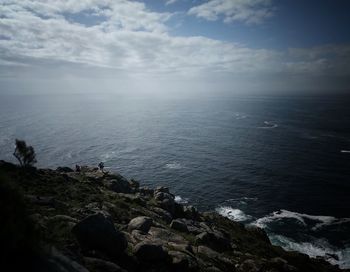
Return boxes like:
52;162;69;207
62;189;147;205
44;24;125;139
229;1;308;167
165;162;182;169
258;121;278;129
100;151;116;160
216;206;252;222
270;234;350;269
175;195;189;204
234;112;247;120
66;151;72;159
251;209;345;230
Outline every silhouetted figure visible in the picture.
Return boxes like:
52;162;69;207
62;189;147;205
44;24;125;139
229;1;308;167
75;164;81;172
98;162;105;172
13;139;37;167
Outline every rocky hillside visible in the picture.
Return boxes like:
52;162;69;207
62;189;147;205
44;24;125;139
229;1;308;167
0;160;347;272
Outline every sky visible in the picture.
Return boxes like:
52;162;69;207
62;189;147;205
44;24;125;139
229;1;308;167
0;0;350;96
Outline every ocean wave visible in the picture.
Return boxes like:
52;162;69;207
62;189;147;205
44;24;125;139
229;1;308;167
270;234;350;269
341;150;350;153
175;195;189;204
216;206;252;222
234;112;247;120
100;151;117;160
252;209;350;230
258;121;278;129
165;162;182;169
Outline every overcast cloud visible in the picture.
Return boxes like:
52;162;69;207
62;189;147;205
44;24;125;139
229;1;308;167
0;0;349;95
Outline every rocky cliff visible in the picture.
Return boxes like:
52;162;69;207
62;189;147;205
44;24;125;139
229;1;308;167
0;160;347;272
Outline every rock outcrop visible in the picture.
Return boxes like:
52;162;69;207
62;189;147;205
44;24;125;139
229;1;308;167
0;160;347;272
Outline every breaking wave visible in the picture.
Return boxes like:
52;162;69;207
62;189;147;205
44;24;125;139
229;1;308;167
258;121;278;129
100;151;117;160
218;207;350;268
252;209;350;230
234;112;248;120
269;234;350;269
165;162;182;169
175;195;189;204
216;206;252;222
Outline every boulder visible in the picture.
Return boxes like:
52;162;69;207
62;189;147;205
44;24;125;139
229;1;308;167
133;242;168;263
195;231;231;252
197;245;220;258
170;219;189;233
84;257;127;272
245;225;270;244
183;205;200;220
171;219;210;234
154;191;175;214
269;257;298;272
71;213;127;258
237;259;261;272
154;186;170;194
150;207;173;223
128;216;153;233
160;198;175;214
46;247;90;272
168;250;192;271
128;179;140;191
148;227;188;245
139;187;154;197
105;179;132;194
56;166;74;173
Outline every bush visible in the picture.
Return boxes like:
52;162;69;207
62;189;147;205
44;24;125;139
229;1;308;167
13;139;37;167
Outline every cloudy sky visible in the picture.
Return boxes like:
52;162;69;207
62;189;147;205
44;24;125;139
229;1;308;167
1;0;349;95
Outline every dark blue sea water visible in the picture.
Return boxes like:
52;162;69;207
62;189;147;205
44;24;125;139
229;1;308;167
1;94;349;267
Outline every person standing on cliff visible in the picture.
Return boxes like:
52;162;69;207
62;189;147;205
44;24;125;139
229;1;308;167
98;162;104;173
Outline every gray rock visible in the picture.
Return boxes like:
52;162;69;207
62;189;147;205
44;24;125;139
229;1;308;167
195;231;231;252
160;198;175;214
49;215;79;223
154;191;173;202
154;191;176;213
56;166;74;173
128;216;153;233
237;259;260;272
84;257;127;272
72;213;127;258
139;187;154;197
133;242;168;262
183;205;199;220
245;225;271;244
170;219;189;233
106;179;132;194
197;245;220;258
148;227;188;245
47;247;90;272
150;207;173;223
154;186;170;194
168;250;191;271
128;179;140;191
269;257;288;266
269;257;298;272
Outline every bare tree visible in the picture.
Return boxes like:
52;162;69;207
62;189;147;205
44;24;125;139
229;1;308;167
13;139;37;167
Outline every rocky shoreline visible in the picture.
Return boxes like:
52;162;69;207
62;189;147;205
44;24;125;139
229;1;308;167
0;160;348;272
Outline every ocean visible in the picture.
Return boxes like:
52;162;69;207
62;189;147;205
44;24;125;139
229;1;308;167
0;93;349;268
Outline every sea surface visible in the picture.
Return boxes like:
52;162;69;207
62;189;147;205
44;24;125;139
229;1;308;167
0;93;349;268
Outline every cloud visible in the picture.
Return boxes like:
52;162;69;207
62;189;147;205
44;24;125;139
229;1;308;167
188;0;274;24
0;0;349;94
0;0;281;75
